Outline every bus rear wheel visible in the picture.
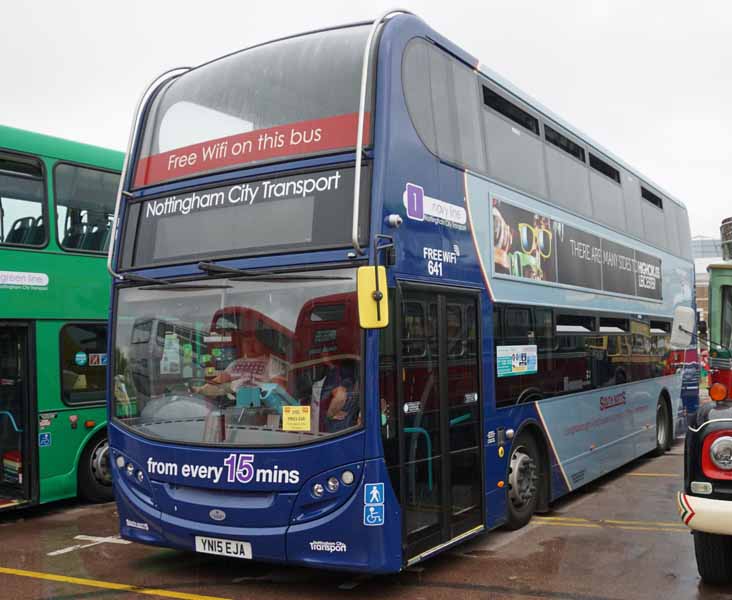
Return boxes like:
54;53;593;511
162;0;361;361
652;396;671;456
505;433;541;530
78;433;114;503
694;531;732;584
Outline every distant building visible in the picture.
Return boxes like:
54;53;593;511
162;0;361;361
692;236;723;320
692;237;723;258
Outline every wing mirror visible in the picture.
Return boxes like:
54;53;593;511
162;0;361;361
357;266;389;329
670;306;695;348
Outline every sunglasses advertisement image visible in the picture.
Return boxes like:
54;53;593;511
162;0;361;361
491;195;662;300
492;197;557;282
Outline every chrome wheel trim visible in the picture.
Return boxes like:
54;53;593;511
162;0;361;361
508;446;538;509
90;439;112;486
657;403;668;448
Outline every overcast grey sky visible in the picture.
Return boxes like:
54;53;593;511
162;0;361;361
3;0;730;237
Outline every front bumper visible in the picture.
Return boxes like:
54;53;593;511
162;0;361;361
677;492;732;535
114;456;403;573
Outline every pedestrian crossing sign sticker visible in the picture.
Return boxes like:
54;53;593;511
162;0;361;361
364;483;384;505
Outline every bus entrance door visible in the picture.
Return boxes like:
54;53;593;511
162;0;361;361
0;324;32;510
398;288;484;561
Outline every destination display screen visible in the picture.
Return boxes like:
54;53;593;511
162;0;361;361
121;166;369;268
492;196;662;300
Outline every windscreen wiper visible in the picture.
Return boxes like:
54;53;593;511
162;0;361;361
198;262;269;278
145;284;233;291
232;274;353;282
197;261;350;282
121;272;231;291
121;272;173;285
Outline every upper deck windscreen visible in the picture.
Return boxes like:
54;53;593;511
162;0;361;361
133;26;371;188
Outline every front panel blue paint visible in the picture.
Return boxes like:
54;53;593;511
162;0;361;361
109;13;695;572
111;424;401;572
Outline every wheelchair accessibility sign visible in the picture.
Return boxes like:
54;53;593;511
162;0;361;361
364;483;385;526
364;504;385;526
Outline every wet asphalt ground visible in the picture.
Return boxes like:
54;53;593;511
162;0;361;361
1;439;730;600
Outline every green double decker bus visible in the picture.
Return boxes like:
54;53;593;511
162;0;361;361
0;125;122;511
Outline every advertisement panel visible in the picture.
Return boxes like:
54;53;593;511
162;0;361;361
492;196;662;300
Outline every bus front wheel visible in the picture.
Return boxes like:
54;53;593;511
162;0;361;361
78;433;114;503
694;531;732;584
505;432;542;530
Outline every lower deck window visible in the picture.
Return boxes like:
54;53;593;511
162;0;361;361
60;323;108;405
493;305;671;407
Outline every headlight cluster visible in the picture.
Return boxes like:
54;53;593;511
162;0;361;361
311;470;355;498
710;436;732;470
115;453;146;485
700;430;732;483
292;463;363;524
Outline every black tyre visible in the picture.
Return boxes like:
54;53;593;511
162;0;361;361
504;432;542;530
652;397;671;456
694;531;732;585
78;433;113;502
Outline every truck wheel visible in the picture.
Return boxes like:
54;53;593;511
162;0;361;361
652;397;671;456
504;432;542;530
694;531;732;584
78;433;114;502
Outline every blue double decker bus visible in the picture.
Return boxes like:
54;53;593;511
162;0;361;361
107;12;696;572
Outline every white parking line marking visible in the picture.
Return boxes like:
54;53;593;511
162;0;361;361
47;535;132;556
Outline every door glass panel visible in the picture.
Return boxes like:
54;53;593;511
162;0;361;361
399;289;483;557
0;327;29;504
401;292;443;553
446;297;482;535
379;291;400;501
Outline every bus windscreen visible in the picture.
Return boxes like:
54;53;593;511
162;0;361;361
133;25;372;187
112;269;362;447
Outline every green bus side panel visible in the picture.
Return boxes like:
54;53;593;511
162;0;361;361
35;321;109;504
0;251;111;320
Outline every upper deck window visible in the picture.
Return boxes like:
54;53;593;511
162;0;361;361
641;186;664;210
0;152;46;247
55;163;120;253
134;26;371;188
482;86;539;135
589;153;620;184
544;125;585;163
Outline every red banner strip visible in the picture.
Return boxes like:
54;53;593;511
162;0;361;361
133;112;370;187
